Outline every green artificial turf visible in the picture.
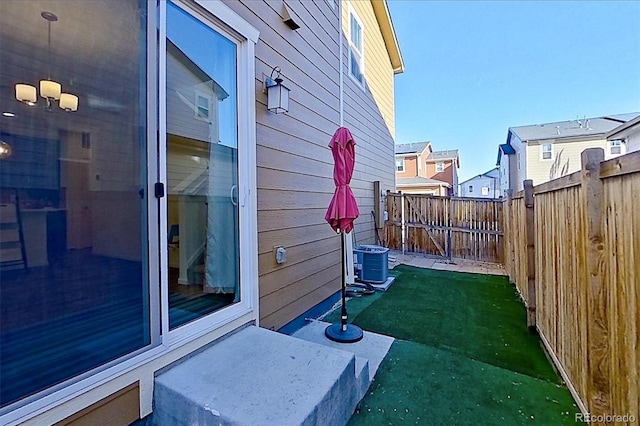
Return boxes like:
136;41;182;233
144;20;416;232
331;265;582;425
349;340;581;426
347;265;559;383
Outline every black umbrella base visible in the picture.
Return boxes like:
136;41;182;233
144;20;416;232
325;323;364;343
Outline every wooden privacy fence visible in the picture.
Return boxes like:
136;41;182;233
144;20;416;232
384;193;503;263
503;148;639;423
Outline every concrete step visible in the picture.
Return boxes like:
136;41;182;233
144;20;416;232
291;321;394;401
152;326;363;426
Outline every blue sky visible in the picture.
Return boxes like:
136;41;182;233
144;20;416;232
387;0;640;182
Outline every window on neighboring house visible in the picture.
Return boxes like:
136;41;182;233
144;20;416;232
396;158;404;172
348;8;364;86
517;152;521;170
541;143;553;160
609;140;624;156
195;92;211;121
435;162;444;172
481;187;490;195
469;185;473;193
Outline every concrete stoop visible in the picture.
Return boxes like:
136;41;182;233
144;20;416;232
292;320;394;394
151;326;368;426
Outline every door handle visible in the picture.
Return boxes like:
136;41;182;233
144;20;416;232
230;185;238;206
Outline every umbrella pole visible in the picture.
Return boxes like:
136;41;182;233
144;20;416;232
325;230;363;343
340;231;348;331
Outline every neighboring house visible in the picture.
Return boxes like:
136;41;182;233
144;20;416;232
496;143;516;196
606;114;640;153
459;167;500;199
395;142;460;195
497;113;638;196
0;1;403;424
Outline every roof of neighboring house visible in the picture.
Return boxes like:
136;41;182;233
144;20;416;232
168;38;229;100
459;168;499;185
509;113;639;142
427;150;459;161
397;177;451;187
606;114;640;140
496;143;516;165
371;1;405;74
427;149;460;168
395;142;430;155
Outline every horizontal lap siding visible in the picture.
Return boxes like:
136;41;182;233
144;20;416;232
525;139;609;186
350;1;395;136
226;0;341;330
343;1;396;249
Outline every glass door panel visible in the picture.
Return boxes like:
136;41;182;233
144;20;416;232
0;0;149;407
166;1;239;330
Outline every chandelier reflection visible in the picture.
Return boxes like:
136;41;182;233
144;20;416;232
14;12;78;112
0;140;12;159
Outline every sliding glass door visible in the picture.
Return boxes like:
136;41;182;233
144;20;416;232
165;1;240;330
0;0;150;408
0;0;256;412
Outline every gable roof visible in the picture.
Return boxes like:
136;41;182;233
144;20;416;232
606;114;640;140
395;142;430;155
509;113;639;142
427;149;458;161
371;1;405;74
496;143;515;165
427;149;459;168
459;167;499;185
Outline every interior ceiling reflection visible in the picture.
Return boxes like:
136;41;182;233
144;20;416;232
0;0;144;133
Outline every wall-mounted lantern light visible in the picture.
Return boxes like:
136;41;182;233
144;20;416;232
265;66;290;114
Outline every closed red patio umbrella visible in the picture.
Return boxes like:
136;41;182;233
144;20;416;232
325;127;363;343
325;127;359;234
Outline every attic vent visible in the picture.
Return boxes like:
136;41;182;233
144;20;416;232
282;3;301;30
556;126;560;135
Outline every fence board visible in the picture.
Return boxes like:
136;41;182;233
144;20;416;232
603;174;639;420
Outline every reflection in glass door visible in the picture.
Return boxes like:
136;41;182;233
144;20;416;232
166;1;239;329
0;0;150;407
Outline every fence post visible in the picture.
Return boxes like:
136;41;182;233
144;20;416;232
400;192;405;255
505;190;512;279
523;180;536;330
384;190;391;248
447;197;453;261
581;148;610;416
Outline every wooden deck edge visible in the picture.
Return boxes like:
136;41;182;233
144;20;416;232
537;328;589;417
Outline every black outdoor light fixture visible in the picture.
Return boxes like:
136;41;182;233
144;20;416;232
265;66;290;114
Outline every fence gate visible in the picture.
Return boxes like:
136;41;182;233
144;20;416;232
384;193;504;263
